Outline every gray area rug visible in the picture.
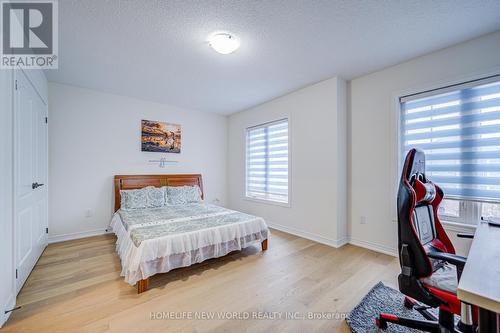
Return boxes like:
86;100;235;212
346;281;439;333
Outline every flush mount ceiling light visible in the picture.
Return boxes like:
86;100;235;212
208;33;240;54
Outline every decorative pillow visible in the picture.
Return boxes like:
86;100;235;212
165;186;202;205
184;185;202;203
144;186;166;208
120;188;147;210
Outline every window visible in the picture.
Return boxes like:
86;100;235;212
246;119;289;204
400;76;500;225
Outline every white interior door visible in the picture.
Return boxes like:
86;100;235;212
14;69;48;293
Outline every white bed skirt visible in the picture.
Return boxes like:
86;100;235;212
110;213;269;285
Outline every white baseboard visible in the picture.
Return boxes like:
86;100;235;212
0;293;16;328
348;237;398;257
268;222;348;248
267;222;397;256
48;228;112;244
345;223;472;258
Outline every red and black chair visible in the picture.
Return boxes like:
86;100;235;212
376;148;476;332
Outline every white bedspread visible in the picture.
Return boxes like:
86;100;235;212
110;204;269;285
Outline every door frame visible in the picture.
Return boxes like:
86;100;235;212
0;69;16;328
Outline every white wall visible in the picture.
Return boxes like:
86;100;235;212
48;83;227;241
0;70;15;327
349;31;500;256
227;77;347;247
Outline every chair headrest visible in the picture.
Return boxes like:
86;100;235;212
403;148;426;181
402;148;436;204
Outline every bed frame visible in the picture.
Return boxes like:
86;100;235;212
113;174;268;293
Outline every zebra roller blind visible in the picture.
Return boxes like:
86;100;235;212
401;76;500;202
246;119;289;203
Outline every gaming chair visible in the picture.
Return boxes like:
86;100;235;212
376;148;476;332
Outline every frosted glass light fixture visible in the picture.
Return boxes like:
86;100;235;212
209;33;239;54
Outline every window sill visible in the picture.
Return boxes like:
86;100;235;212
243;196;291;208
440;220;477;233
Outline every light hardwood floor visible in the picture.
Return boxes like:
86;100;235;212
3;229;399;333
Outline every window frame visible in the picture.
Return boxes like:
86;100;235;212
244;118;291;207
394;72;500;228
438;198;479;225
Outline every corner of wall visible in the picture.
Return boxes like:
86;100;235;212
336;77;348;242
346;80;353;241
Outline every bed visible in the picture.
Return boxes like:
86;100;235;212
110;174;270;293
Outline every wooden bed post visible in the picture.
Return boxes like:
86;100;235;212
261;239;268;251
137;278;149;294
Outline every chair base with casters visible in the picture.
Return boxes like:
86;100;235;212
376;297;475;332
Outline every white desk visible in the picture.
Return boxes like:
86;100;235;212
457;221;500;331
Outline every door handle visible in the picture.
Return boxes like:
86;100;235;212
32;182;44;189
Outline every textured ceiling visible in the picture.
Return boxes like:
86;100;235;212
47;0;500;114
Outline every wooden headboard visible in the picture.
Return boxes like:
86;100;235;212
114;174;203;212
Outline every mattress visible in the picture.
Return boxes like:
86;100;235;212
110;203;269;285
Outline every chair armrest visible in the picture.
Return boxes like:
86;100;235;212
427;251;467;270
457;233;474;239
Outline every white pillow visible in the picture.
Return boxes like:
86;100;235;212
120;188;147;210
165;186;202;205
144;186;166;208
184;185;202;203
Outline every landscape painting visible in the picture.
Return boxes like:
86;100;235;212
141;120;181;153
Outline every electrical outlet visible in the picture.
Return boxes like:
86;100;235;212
85;209;94;218
360;216;367;224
